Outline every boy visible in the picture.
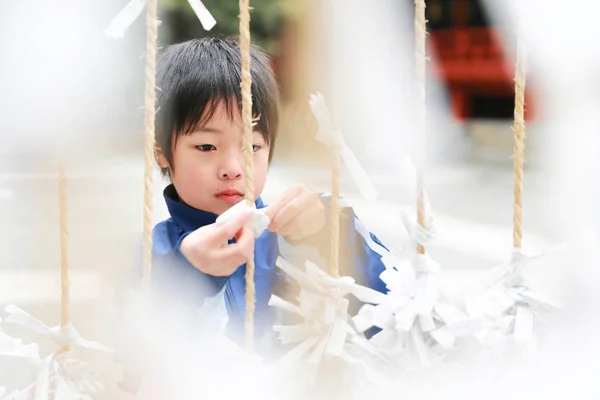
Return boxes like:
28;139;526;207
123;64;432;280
147;36;388;351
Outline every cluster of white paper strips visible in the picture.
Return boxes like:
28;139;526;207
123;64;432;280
198;93;565;392
263;93;564;381
0;306;112;399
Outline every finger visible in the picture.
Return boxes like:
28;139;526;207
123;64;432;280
207;210;252;244
269;192;313;233
217;226;255;265
262;184;303;220
280;204;325;239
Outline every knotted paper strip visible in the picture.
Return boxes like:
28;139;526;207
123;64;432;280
216;200;271;237
465;246;565;356
269;257;387;366
353;210;481;370
1;308;111;400
4;306;113;354
309;92;378;201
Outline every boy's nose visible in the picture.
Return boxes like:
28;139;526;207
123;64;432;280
219;155;243;179
221;170;242;179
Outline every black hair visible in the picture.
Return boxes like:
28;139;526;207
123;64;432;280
155;36;280;175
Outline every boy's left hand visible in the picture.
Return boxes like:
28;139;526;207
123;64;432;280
263;184;325;240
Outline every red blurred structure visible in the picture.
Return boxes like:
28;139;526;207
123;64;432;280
426;0;535;121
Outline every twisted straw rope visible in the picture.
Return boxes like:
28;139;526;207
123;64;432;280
239;0;256;351
142;0;159;291
414;0;427;255
513;39;527;250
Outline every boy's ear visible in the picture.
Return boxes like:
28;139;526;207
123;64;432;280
154;146;170;169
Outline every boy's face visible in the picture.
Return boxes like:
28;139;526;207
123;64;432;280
157;102;270;215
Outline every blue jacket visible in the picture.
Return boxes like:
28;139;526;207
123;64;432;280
149;184;389;349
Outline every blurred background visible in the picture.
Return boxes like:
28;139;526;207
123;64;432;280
0;0;597;397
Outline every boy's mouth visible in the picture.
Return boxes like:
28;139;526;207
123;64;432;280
216;189;244;204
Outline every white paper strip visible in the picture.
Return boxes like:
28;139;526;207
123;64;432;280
434;303;469;326
0;383;35;400
429;327;455;350
0;329;40;362
270;257;384;373
338;146;378;200
324;318;348;357
4;306;113;353
418;314;436;332
269;295;307;317
187;0;217;31
104;0;147;39
216;200;270;237
276;257;323;293
277;337;319;365
465;243;565;357
309;92;378;200
514;306;534;345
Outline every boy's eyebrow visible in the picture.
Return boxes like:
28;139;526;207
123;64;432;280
195;126;223;133
194;125;260;134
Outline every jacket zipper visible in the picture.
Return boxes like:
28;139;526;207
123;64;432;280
225;273;239;320
226;238;241;322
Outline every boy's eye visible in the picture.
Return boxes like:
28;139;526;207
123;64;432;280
196;144;216;152
252;144;262;152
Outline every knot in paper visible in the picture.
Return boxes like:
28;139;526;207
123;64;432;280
413;254;441;277
269;257;386;365
216;200;270;237
309;92;339;147
400;206;436;250
309;91;378;201
3;305;113;354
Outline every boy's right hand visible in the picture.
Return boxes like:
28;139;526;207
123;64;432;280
179;210;255;277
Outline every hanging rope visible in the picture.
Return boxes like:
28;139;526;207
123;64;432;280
58;165;70;353
512;38;527;250
414;0;427;255
142;0;159;291
239;0;256;352
330;153;341;277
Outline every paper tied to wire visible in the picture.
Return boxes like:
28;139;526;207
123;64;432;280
3;306;113;354
0;310;108;400
4;354;105;400
353;252;482;370
104;0;216;39
269;257;387;368
216;200;271;238
376;203;436;271
396;155;434;218
398;205;437;260
309;92;378;201
465;246;565;355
